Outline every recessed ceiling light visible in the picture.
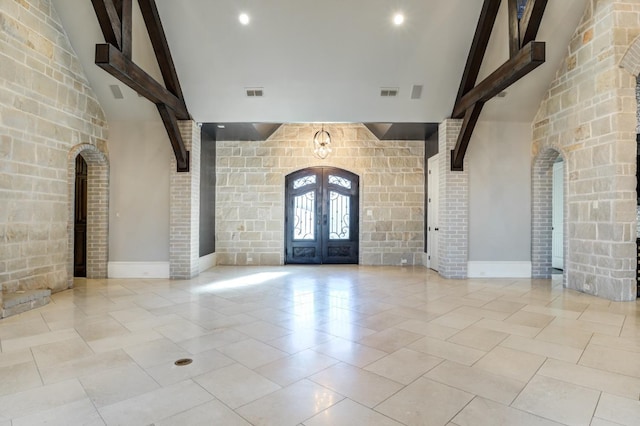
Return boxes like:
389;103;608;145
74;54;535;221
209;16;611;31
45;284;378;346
393;13;404;26
239;13;250;25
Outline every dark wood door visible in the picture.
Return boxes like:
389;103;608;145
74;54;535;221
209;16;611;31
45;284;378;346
285;167;359;264
74;155;87;277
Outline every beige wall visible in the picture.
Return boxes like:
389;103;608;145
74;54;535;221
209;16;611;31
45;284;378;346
0;0;108;293
216;124;425;266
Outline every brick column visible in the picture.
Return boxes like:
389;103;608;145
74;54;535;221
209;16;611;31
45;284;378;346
438;119;468;279
170;121;201;279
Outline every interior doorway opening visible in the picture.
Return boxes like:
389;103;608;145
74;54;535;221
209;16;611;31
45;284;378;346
74;155;88;277
285;167;359;264
552;157;564;272
427;154;440;271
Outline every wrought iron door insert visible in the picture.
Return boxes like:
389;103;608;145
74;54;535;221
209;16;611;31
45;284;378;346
285;167;359;264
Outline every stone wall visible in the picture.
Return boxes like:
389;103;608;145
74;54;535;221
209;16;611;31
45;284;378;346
0;0;108;293
216;123;424;266
532;0;639;300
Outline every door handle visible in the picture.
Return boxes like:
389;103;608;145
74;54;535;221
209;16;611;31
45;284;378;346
323;214;327;225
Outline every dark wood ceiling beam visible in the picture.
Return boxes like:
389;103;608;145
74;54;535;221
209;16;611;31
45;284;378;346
90;0;122;49
452;41;545;119
453;0;502;110
95;43;190;119
507;0;520;57
120;0;132;58
452;102;485;171
519;0;548;47
157;104;189;172
137;0;187;103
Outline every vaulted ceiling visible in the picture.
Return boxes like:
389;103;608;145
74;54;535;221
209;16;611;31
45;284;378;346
51;0;588;126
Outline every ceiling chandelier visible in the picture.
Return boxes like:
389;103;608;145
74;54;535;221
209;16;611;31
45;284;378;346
313;124;332;159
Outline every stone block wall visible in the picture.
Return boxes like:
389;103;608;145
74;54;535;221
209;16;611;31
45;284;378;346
532;0;639;300
0;0;108;293
216;124;424;266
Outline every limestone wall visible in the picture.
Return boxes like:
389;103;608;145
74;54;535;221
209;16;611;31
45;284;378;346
532;0;639;300
216;124;424;266
0;0;108;293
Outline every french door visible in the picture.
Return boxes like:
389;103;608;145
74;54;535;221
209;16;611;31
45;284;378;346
285;167;359;264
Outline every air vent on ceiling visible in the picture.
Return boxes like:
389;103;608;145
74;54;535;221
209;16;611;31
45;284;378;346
245;87;264;97
109;84;124;99
380;87;399;97
410;85;423;100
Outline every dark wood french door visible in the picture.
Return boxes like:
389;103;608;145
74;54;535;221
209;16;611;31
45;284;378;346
285;167;359;264
74;155;87;277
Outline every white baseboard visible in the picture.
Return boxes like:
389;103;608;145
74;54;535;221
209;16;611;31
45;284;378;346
108;262;170;279
467;261;531;278
199;253;216;272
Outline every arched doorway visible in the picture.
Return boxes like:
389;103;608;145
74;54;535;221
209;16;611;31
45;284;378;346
74;155;88;277
67;144;109;286
532;148;565;281
285;167;359;264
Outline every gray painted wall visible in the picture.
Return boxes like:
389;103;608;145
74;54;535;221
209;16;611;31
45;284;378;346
468;120;532;261
108;121;172;261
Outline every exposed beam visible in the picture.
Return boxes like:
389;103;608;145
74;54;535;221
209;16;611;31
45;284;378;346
157;104;189;172
452;41;545;119
90;0;122;49
120;0;132;58
95;43;190;119
452;102;485;171
137;0;187;102
453;0;502;110
519;0;548;47
507;0;520;57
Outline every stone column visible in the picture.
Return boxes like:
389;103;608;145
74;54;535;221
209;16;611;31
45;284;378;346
169;121;201;279
438;119;469;279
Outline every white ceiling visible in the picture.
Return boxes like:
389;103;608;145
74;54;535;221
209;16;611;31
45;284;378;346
50;0;588;125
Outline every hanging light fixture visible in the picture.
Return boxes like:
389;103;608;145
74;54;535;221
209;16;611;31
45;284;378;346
313;124;332;159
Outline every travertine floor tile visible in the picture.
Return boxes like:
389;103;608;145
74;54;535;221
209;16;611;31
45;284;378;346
376;377;474;426
236;379;342;426
594;393;640;426
98;379;213;426
155;400;251;426
447;326;509;351
194;363;280;409
512;376;600;425
452;397;563;426
364;348;443;385
538;358;640;400
425;361;525;405
474;346;546;382
303;398;403;426
255;349;339;386
1;266;639;425
310;362;403;407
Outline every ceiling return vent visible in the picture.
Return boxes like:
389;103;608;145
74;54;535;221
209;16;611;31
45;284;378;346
109;84;124;99
410;85;423;99
380;87;399;97
245;87;264;97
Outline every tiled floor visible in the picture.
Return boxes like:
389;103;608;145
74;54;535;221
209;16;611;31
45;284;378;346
1;265;640;425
